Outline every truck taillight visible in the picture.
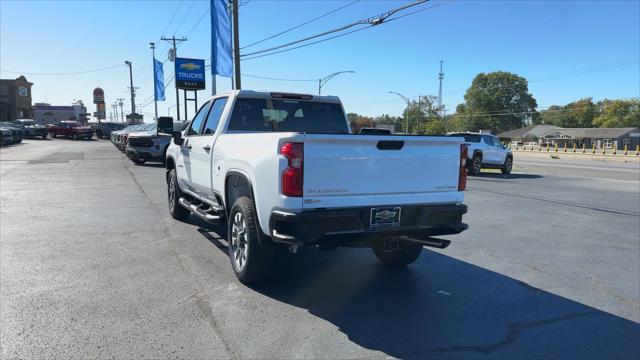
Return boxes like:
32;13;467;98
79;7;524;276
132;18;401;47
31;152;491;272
280;142;303;197
458;144;468;191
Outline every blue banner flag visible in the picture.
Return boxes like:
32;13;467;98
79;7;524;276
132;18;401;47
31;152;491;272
211;0;232;77
153;58;165;101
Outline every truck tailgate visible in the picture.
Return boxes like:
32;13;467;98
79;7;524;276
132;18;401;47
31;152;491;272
302;134;463;209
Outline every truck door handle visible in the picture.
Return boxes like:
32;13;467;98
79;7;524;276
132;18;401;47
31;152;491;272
203;145;211;152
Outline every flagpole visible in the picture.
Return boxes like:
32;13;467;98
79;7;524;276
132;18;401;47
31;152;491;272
150;42;158;122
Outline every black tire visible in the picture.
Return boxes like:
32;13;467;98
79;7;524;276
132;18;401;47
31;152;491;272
501;156;513;174
50;132;56;138
96;130;103;139
228;196;274;284
372;238;423;266
167;168;190;221
469;154;482;175
73;133;79;140
42;134;47;139
131;158;146;165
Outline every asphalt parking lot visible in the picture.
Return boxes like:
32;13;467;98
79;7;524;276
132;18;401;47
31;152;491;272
1;139;639;359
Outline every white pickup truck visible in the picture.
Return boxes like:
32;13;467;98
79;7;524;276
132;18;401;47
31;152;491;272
161;90;468;283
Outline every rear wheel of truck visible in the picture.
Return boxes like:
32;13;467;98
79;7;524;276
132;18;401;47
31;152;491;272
96;130;103;139
372;238;423;266
168;168;190;221
228;196;273;284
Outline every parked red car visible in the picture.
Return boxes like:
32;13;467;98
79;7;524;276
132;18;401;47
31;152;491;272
48;121;93;140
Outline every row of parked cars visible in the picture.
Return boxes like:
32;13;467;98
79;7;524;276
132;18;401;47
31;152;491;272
0;119;50;146
110;121;189;164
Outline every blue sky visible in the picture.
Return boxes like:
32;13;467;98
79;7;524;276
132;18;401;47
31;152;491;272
1;0;638;121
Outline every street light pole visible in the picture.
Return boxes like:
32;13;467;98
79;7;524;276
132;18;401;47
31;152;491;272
318;70;355;95
124;61;135;119
150;42;158;122
389;91;411;134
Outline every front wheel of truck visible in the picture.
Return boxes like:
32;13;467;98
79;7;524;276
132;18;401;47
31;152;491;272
168;169;190;221
372;238;423;266
228;196;273;284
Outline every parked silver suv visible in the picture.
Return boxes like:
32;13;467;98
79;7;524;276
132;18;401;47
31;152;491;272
450;133;513;175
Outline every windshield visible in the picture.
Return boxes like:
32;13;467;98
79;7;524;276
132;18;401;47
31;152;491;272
228;98;348;134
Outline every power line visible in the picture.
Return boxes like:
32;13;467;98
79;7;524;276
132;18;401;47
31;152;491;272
0;64;123;76
242;26;370;61
186;8;210;37
240;0;362;50
240;0;430;58
161;0;185;36
241;73;316;82
444;59;640;96
174;0;198;34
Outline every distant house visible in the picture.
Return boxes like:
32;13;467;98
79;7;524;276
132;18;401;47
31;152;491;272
540;127;640;151
498;124;560;141
498;125;640;150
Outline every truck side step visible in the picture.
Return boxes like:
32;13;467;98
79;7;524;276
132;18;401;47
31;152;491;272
178;197;223;224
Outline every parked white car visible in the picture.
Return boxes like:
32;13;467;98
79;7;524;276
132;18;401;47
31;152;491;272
163;90;469;283
450;132;513;175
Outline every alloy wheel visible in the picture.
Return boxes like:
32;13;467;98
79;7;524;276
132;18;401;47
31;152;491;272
230;212;248;271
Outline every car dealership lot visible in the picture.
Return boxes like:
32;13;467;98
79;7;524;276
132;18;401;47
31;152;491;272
1;139;639;359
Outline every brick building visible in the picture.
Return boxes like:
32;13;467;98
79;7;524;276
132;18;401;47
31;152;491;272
0;75;33;120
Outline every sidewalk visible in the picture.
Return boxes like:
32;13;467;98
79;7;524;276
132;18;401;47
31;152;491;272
512;149;640;163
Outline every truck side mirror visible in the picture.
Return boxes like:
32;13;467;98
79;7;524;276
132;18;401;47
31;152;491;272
173;131;183;146
157;116;173;135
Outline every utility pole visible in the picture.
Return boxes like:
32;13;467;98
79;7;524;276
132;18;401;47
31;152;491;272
161;36;187;121
117;98;125;123
438;60;444;117
112;102;119;122
150;42;158;122
417;95;422;135
124;61;136;118
232;0;241;90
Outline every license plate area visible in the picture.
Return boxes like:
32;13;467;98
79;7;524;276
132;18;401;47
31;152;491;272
370;207;401;227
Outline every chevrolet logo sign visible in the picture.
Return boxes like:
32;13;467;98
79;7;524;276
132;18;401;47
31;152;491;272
179;62;201;71
375;209;397;220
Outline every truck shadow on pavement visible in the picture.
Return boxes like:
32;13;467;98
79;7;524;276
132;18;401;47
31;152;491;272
193;222;639;359
248;247;639;359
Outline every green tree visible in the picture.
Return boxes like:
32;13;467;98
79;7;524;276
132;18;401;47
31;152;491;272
593;99;640;128
401;95;440;134
457;71;538;133
541;98;596;128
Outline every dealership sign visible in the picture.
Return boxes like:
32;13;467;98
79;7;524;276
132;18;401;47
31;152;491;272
93;87;104;104
175;58;205;90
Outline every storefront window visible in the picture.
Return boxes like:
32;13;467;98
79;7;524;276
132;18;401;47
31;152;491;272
603;139;613;149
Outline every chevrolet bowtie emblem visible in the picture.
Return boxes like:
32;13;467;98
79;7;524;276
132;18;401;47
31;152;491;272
179;63;201;71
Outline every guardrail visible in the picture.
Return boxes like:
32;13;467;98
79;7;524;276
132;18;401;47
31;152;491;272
509;144;640;156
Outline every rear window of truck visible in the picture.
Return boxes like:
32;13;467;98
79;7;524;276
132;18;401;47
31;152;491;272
228;98;348;134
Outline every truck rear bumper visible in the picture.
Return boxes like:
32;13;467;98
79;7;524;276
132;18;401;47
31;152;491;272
269;204;468;246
